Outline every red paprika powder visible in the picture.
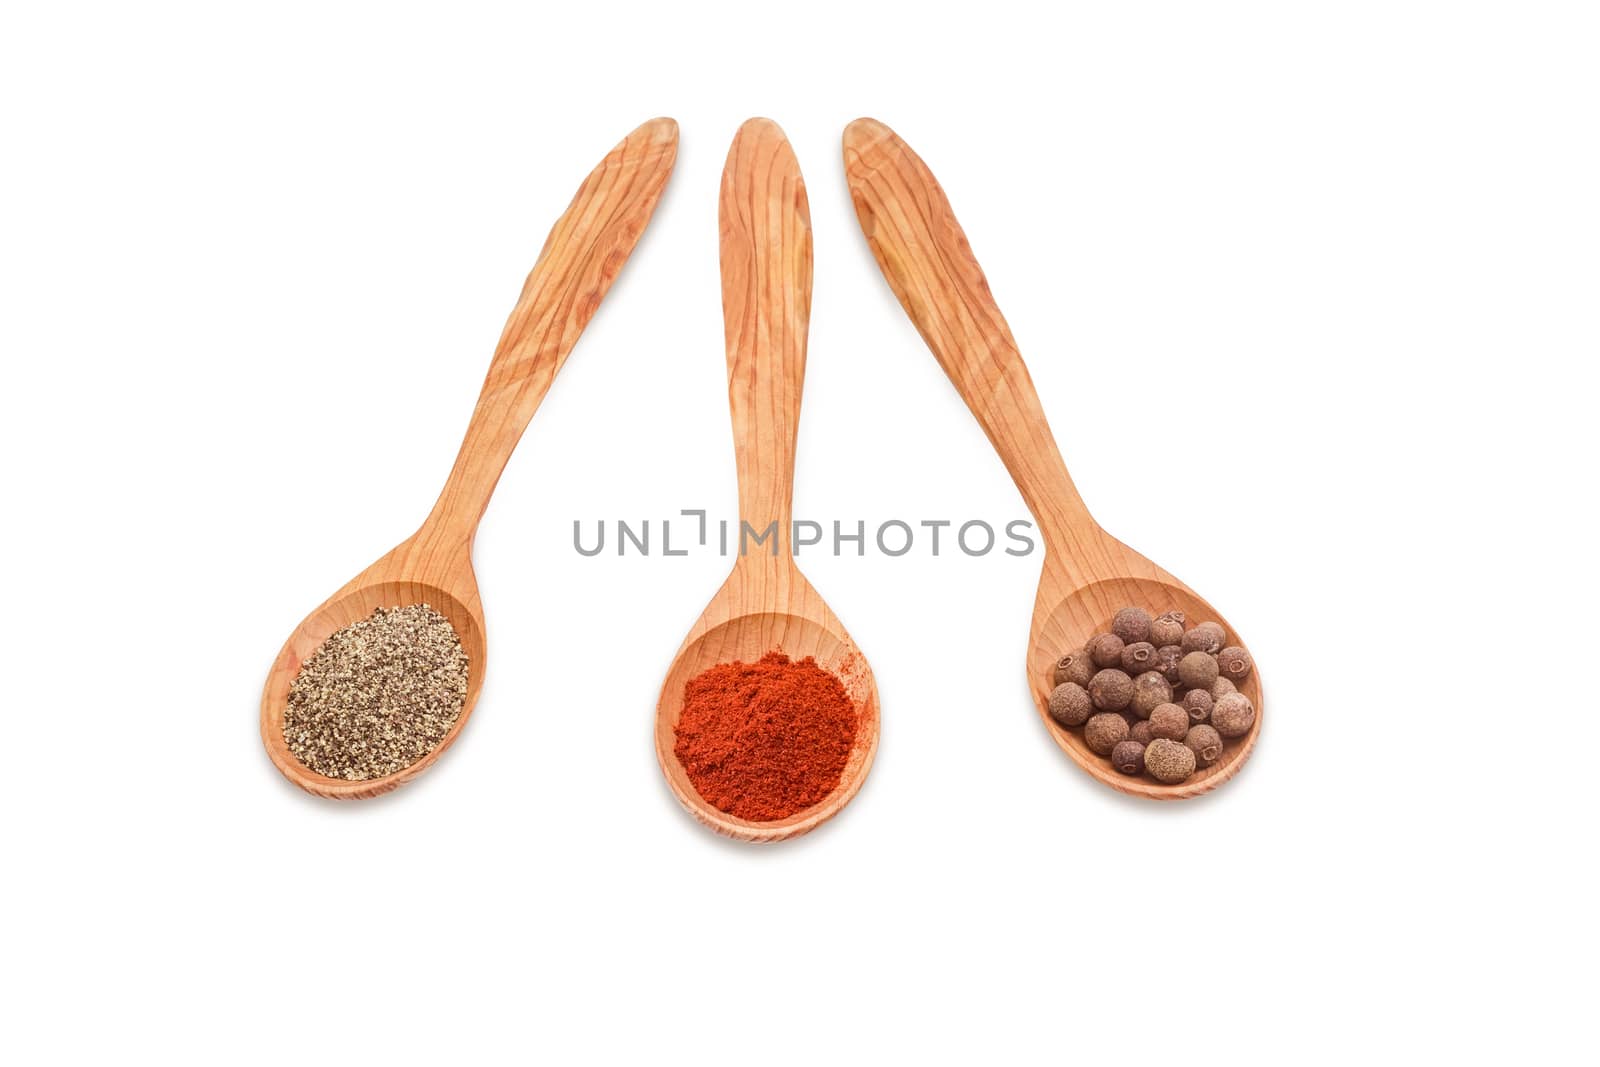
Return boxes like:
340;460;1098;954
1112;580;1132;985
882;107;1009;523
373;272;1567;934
673;652;858;822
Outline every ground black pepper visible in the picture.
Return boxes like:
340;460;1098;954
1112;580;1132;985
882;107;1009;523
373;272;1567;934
283;604;469;781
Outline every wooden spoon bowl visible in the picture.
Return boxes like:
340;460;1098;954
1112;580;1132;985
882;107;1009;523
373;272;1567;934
845;117;1261;800
654;119;880;840
261;118;678;799
656;598;880;842
261;567;487;799
1029;575;1261;799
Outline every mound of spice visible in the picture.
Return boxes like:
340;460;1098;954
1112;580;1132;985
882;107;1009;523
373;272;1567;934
1048;606;1254;786
284;603;470;781
673;652;858;822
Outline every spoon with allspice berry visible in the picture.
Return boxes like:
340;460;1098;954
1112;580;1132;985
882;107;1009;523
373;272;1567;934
843;118;1261;799
261;118;678;799
654;119;880;841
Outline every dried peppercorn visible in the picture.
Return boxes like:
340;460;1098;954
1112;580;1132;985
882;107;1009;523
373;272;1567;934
1144;738;1196;784
1181;622;1226;655
1217;646;1253;682
1048;682;1093;727
1150;611;1186;647
1087;633;1125;668
1177;651;1219;690
1148;703;1190;741
1181;688;1213;723
1185;724;1223;767
1130;671;1172;718
1053;651;1094;688
1120;641;1158;675
1084;713;1130;755
1111;740;1146;775
1111;607;1152;645
1088;668;1134;711
1212;692;1256;738
1154;644;1184;684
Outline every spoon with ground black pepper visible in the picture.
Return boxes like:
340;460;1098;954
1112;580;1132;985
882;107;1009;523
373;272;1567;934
843;118;1262;799
654;119;881;840
261;118;678;799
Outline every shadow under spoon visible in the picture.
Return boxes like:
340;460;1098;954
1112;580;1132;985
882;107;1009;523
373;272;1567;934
262;118;679;799
654;118;880;841
843;117;1260;800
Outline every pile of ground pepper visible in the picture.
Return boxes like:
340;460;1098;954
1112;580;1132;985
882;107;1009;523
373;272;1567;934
673;652;858;821
284;603;469;781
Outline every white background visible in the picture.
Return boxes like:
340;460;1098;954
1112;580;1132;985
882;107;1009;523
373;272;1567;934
2;1;1596;1062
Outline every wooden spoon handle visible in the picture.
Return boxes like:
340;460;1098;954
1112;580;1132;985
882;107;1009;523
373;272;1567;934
843;118;1093;547
423;117;679;541
720;118;812;555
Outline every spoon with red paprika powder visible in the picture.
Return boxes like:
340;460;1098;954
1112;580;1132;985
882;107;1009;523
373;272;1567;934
654;118;880;841
843;118;1261;800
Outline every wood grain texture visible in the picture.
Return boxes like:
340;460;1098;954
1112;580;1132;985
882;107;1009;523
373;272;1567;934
843;117;1260;800
654;119;880;841
262;117;679;799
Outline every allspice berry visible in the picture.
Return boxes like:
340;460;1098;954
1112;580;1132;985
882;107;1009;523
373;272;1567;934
1185;724;1224;767
1149;703;1190;741
1150;611;1186;647
1048;682;1093;728
1111;740;1146;776
1053;651;1094;688
1177;650;1220;690
1181;688;1213;723
1130;720;1153;744
1088;668;1134;711
1181;621;1226;655
1217;645;1253;682
1130;671;1172;717
1120;641;1158;674
1213;692;1256;738
1210;676;1237;700
1155;645;1184;684
1144;738;1196;784
1087;632;1125;668
1111;607;1152;645
1084;713;1130;756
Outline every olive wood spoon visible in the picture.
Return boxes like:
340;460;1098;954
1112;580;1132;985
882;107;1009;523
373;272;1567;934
843;117;1260;799
262;118;679;799
654;119;880;840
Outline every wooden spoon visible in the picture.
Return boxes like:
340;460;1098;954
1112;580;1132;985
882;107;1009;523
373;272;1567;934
843;117;1260;800
653;119;880;841
262;118;679;799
